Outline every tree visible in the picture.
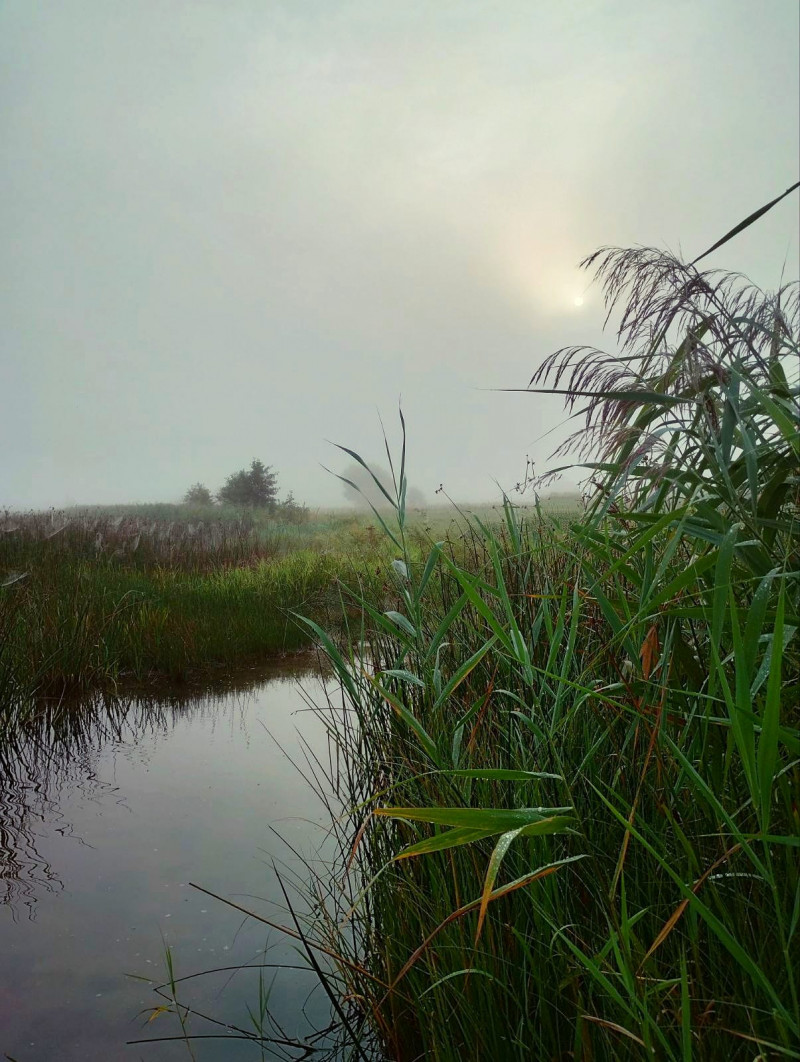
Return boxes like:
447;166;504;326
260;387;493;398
217;460;279;509
183;482;213;506
340;462;426;511
277;491;310;524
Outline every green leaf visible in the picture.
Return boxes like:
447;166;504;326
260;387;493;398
329;442;397;507
595;786;796;1033
712;525;739;661
690;180;800;265
416;542;443;602
748;380;800;456
758;584;785;832
423;592;469;664
442;769;563;782
433;639;496;712
368;678;438;762
384;611;417;639
375;805;573;832
743;570;776;678
419;968;497;997
394;826;498;860
476;828;524;940
441;558;514;653
380;668;425;688
321;463;403;550
507;386;688;406
292;614;360;705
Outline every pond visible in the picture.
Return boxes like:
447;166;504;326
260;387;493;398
0;660;344;1061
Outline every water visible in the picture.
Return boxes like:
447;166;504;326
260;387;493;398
0;662;342;1060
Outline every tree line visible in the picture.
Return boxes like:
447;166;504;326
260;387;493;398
184;460;306;519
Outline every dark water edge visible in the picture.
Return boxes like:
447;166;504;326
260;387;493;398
0;658;342;1061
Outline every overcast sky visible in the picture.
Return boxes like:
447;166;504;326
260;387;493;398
2;0;798;509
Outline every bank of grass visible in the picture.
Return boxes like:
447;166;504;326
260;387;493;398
0;499;580;705
294;246;800;1059
5;552;349;688
0;510;394;704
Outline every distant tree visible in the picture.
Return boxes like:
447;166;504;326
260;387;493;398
217;469;250;507
217;460;279;509
183;482;214;506
340;462;426;511
277;491;310;524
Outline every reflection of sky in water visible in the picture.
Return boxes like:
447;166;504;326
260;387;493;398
0;664;342;1060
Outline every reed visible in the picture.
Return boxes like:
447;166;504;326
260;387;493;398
0;510;390;711
0;504;575;709
298;245;799;1059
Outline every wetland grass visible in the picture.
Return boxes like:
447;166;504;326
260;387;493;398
0;509;388;705
294;245;800;1059
0;503;573;706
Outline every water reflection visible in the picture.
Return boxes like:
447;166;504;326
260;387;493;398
0;657;340;1061
1;666;308;918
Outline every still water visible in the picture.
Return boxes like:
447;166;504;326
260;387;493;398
1;661;341;1061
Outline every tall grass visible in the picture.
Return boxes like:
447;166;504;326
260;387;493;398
0;510;390;715
0;503;574;709
297;247;800;1059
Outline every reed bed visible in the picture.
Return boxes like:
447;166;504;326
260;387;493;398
289;247;800;1060
1;506;318;572
0;509;389;717
0;504;576;711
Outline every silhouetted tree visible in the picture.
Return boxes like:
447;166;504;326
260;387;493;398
217;460;279;509
183;482;214;506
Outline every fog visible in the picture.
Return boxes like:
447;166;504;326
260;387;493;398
2;1;798;510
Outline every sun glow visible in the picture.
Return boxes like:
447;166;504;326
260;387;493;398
573;296;584;307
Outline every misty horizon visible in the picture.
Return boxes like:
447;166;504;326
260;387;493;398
2;1;798;510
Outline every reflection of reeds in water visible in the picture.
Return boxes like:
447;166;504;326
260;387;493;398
0;775;63;919
1;692;172;916
0;662;320;917
134;675;368;1060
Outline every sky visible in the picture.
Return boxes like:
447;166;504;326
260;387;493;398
2;0;798;510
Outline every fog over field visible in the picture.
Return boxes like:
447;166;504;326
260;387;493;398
1;1;798;509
